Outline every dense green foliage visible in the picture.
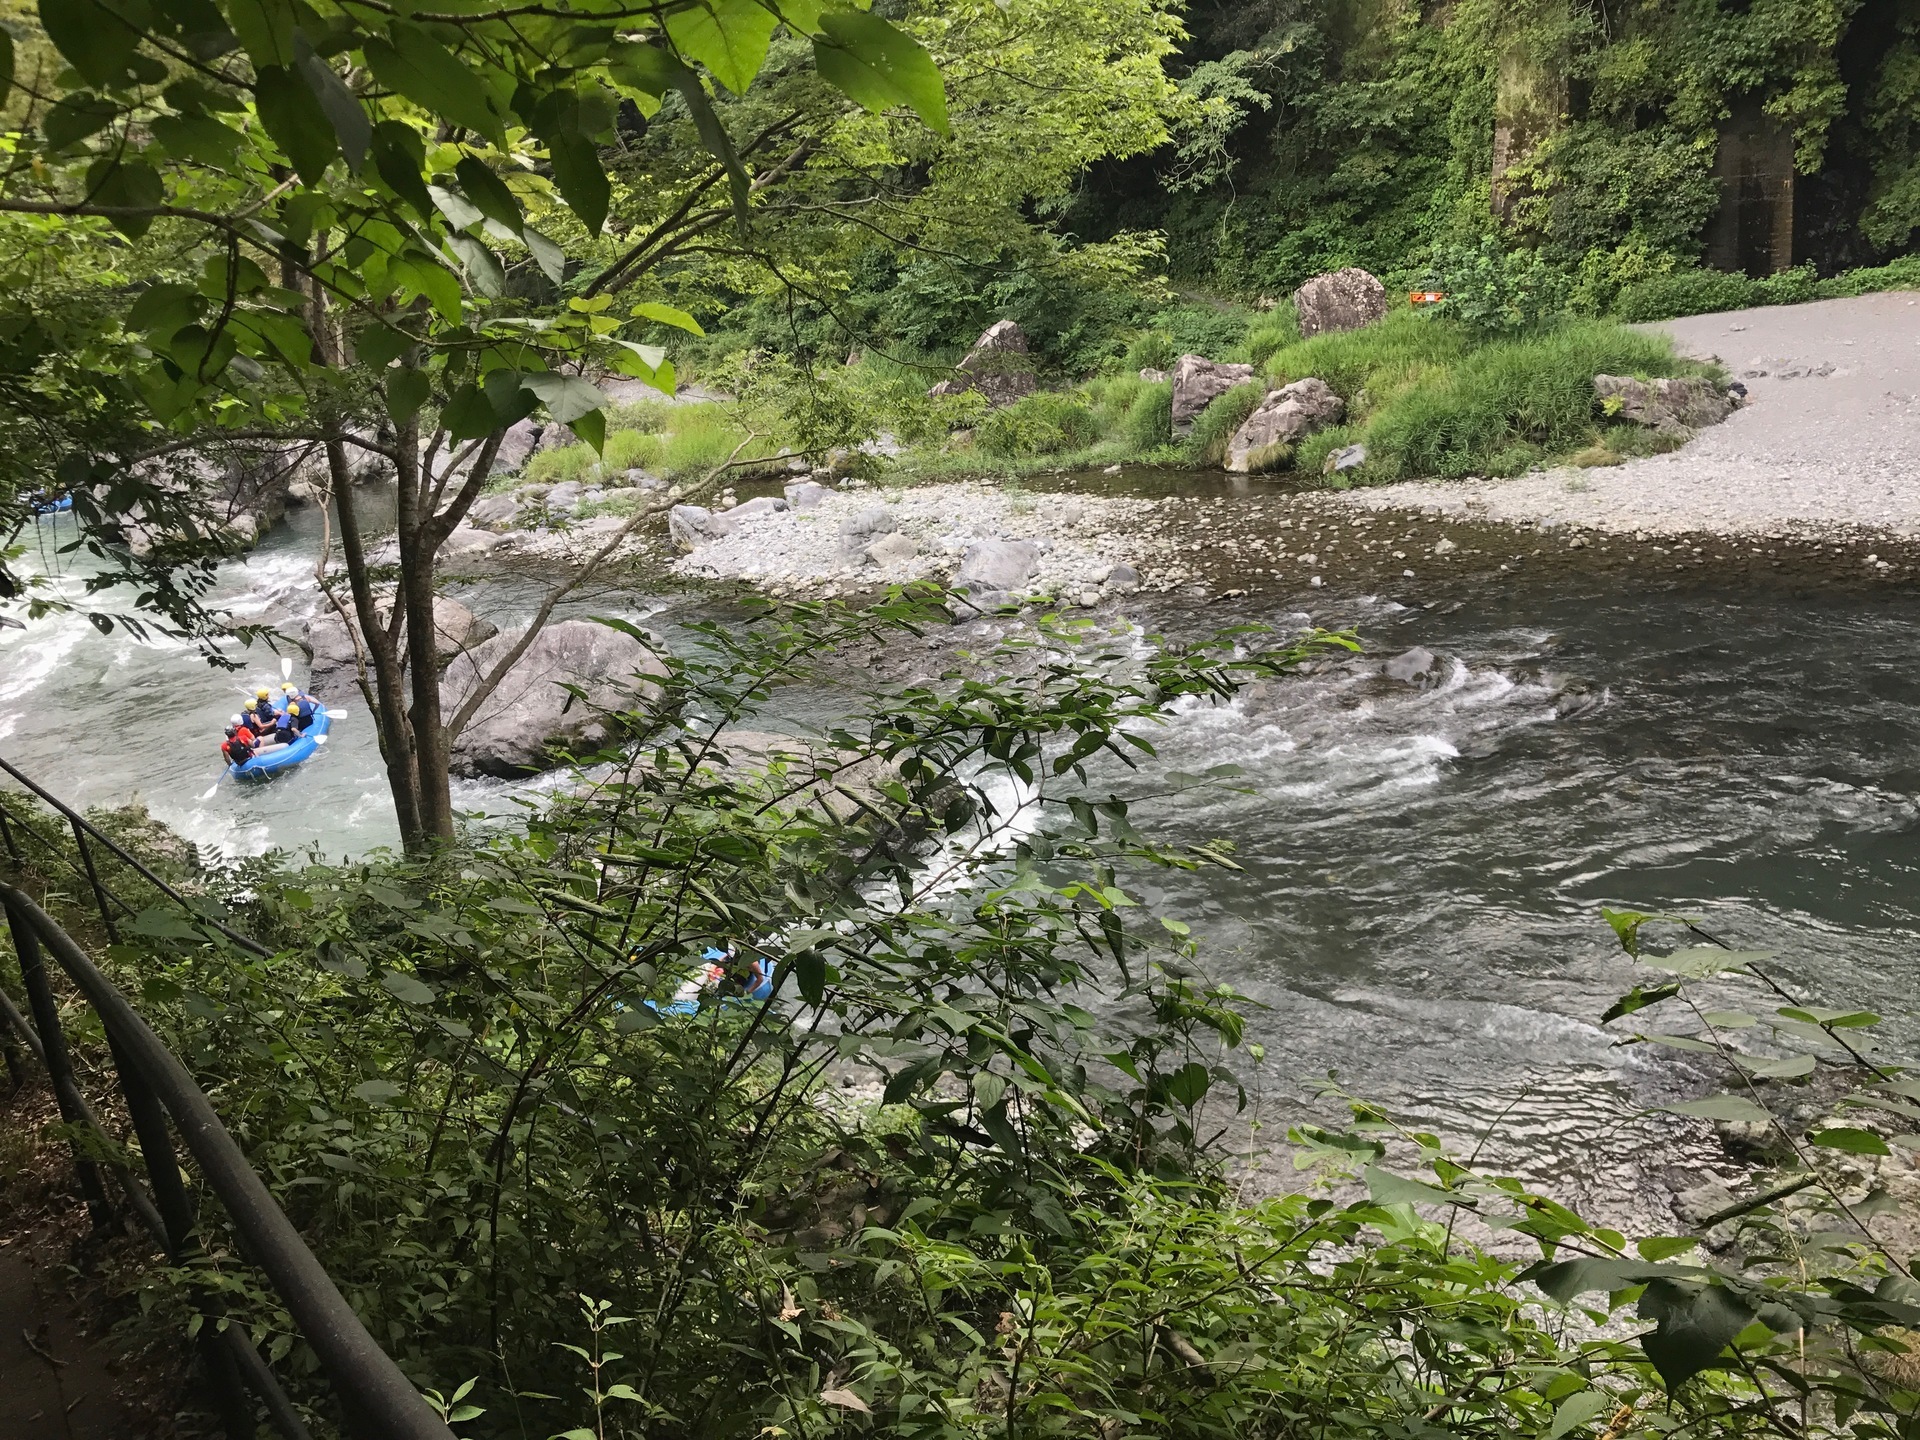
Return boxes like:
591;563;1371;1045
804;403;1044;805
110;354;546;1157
12;604;1920;1440
1075;0;1920;297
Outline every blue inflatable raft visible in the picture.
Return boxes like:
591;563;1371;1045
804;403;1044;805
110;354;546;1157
27;492;71;516
229;703;331;780
639;949;777;1017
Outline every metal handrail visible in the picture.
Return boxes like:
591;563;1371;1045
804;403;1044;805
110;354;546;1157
0;754;270;956
0;879;454;1438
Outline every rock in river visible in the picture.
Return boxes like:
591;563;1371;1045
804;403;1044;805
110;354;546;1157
443;618;668;777
954;538;1041;598
1226;378;1345;472
303;595;497;691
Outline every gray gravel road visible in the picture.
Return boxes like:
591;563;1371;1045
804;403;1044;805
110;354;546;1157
1344;291;1920;537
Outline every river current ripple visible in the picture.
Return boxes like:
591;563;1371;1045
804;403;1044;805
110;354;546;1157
6;505;1920;1232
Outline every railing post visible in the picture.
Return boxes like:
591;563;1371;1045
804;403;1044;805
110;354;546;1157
0;801;18;864
3;894;112;1226
0;987;25;1091
70;816;120;943
110;1037;260;1439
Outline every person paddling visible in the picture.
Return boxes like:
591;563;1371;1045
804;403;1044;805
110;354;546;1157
246;686;278;732
221;718;257;767
272;703;301;746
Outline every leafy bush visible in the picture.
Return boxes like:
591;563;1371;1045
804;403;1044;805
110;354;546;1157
1617;257;1920;323
1182;380;1264;466
975;391;1102;458
1424;236;1573;334
1122;330;1176;373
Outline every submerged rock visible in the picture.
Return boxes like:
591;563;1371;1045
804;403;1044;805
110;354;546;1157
1292;268;1388;337
1170;355;1257;434
443;618;669;777
1225;378;1345;472
1383;646;1439;683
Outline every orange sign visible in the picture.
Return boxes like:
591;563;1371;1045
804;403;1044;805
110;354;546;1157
1408;291;1445;306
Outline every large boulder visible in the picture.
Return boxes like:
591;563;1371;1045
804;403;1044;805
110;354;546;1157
467;493;521;531
927;319;1038;408
838;504;899;559
953;539;1041;598
1292;268;1388;338
443;619;669;777
303;594;497;692
785;480;833;510
1170;355;1257;433
1593;375;1732;433
668;504;735;551
1225;378;1346;472
491;419;542;475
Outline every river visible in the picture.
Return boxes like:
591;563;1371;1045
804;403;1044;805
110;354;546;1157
5;478;1918;1232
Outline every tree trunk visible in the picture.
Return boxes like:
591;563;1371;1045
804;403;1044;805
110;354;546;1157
328;440;424;849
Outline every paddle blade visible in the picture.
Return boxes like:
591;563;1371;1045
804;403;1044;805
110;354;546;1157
313;734;328;745
282;656;294;682
199;783;219;800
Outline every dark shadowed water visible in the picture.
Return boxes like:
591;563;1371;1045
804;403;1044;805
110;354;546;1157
6;489;1920;1230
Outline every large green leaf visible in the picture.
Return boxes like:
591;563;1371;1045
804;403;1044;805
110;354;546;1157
364;24;502;144
385;367;430;425
1807;1126;1889;1155
1638;1279;1755;1390
1364;1166;1468;1209
630;300;705;335
813;11;948;135
531;91;612;237
1660;1095;1772;1124
225;0;296;68
43;93;120;151
255;65;338;184
151;112;244;165
441;382;498;441
370;120;433;218
665;0;780;95
525;372;606;425
454;156;523;233
295;36;369;173
40;0;142;89
86;157;164;238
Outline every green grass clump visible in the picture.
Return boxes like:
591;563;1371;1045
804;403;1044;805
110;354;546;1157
603;428;665;474
1246;303;1302;368
976;392;1102;458
1181;381;1265;467
1356;320;1706;480
525;443;597;486
1263;307;1473;405
1122;381;1173;451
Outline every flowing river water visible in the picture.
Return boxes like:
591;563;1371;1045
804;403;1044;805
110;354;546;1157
6;475;1920;1232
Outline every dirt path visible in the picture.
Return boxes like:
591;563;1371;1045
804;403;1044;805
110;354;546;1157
1342;291;1920;538
0;1250;131;1439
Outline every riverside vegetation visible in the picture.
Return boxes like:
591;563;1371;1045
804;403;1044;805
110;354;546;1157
11;601;1920;1439
1;0;1919;1435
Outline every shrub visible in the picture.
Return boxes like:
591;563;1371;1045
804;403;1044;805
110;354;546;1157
1157;301;1253;361
1817;253;1920;297
1182;380;1264;466
1122;330;1175;373
1293;423;1356;479
976;391;1102;458
1123;380;1174;451
1423;236;1573;334
1616;267;1761;322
